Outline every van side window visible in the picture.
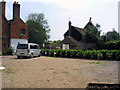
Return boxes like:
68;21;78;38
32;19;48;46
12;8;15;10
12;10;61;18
30;45;37;49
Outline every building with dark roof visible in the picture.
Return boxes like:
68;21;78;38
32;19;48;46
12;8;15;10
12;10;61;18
0;0;28;53
61;18;97;49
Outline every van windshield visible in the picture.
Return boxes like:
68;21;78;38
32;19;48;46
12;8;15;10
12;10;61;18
17;44;28;49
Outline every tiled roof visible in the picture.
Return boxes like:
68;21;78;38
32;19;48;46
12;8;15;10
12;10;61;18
72;26;85;33
61;36;78;44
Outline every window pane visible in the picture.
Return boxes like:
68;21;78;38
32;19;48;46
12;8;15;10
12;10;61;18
17;44;28;49
21;28;25;35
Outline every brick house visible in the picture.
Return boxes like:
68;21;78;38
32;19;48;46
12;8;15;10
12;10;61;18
0;1;28;53
61;18;97;49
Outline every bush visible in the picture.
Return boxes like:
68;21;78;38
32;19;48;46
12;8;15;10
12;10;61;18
83;50;93;59
92;50;99;60
3;47;14;55
66;50;72;58
97;52;103;60
76;50;84;59
0;52;2;56
100;40;120;50
45;49;49;56
41;49;45;56
71;50;78;58
40;49;120;60
55;49;61;57
49;50;54;57
61;50;66;57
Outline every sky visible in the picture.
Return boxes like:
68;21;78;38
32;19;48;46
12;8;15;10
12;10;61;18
4;0;119;41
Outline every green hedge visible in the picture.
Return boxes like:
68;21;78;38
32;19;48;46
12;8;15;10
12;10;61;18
41;49;120;60
98;40;120;50
0;52;2;56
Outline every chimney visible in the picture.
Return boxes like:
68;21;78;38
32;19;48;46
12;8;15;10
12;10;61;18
13;1;20;20
89;17;92;22
0;0;6;16
69;21;71;36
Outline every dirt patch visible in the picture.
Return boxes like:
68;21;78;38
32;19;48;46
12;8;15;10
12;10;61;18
2;56;118;88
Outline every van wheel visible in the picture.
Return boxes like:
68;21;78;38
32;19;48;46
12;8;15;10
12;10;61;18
38;53;41;57
30;54;33;58
17;56;21;59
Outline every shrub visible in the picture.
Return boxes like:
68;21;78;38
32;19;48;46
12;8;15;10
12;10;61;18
66;50;72;58
3;47;14;55
49;50;54;57
97;52;103;60
41;49;45;56
100;40;120;50
100;50;107;60
92;50;99;60
55;49;61;57
45;49;49;56
111;50;118;60
76;50;84;59
83;50;93;59
61;50;66;57
71;50;78;58
40;49;120;60
116;50;120;60
0;52;2;56
7;47;14;55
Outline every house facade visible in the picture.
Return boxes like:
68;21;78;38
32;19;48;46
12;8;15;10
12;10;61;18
61;18;97;49
0;1;28;53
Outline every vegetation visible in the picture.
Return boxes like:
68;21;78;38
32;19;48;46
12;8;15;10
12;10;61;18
106;29;120;41
26;13;50;45
84;24;101;43
0;52;2;56
51;40;61;45
83;23;120;50
2;47;14;55
98;40;120;50
41;49;120;60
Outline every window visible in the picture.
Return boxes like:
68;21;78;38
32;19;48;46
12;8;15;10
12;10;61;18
17;44;28;49
21;28;25;35
4;43;8;47
30;45;38;49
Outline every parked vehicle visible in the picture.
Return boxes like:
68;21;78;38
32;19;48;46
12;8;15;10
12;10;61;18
16;43;41;59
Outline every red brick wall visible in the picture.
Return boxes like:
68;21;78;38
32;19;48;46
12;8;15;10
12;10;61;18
10;18;28;39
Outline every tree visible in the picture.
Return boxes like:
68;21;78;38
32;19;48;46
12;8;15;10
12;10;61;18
51;40;61;45
26;13;50;45
84;24;101;43
106;29;120;41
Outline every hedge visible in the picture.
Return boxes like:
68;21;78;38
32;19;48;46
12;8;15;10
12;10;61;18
0;52;2;56
41;49;120;60
98;40;120;50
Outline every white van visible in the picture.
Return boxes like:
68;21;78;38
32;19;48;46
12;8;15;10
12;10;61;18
16;43;41;59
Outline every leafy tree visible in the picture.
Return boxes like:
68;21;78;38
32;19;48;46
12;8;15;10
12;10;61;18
51;40;61;45
106;29;120;41
96;23;101;30
26;13;50;45
84;24;101;43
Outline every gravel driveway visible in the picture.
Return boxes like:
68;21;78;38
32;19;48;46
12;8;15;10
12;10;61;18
2;56;118;88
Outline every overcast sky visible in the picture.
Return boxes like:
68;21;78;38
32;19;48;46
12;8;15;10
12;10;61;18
5;0;119;41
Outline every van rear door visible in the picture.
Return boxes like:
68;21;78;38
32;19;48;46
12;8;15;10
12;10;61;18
16;44;28;55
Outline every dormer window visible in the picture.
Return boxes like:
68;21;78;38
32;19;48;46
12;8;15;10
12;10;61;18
21;28;25;36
